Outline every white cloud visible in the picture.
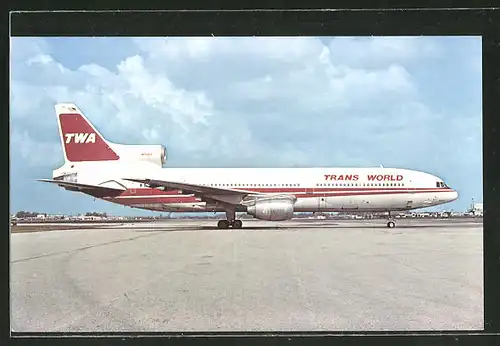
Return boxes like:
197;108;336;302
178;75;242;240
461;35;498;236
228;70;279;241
10;37;50;62
9;36;438;168
328;36;441;69
9;36;457;167
26;54;53;65
10;130;62;167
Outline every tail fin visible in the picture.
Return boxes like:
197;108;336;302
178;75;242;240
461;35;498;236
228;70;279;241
55;103;120;162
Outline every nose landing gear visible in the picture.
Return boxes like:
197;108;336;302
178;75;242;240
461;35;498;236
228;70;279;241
386;211;396;228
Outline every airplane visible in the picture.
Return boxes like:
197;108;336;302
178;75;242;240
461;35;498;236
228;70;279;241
38;103;459;229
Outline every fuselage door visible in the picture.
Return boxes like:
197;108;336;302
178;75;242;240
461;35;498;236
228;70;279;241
319;197;326;210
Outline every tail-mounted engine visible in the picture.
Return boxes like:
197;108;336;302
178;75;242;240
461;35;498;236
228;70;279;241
113;144;167;167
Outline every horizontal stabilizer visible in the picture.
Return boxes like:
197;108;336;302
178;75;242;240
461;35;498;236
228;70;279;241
37;179;126;197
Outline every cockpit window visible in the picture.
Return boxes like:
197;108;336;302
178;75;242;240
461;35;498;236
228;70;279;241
436;181;448;188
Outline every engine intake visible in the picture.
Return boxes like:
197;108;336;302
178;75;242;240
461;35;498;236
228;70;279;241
246;197;295;221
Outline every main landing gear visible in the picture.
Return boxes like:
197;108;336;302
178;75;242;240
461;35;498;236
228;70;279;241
217;209;243;229
386;211;396;228
217;219;243;229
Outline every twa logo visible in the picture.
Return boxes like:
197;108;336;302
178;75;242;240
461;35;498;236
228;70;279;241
64;133;96;144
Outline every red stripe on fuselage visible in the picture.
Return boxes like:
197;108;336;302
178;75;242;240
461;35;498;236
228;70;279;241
115;187;453;196
106;187;453;206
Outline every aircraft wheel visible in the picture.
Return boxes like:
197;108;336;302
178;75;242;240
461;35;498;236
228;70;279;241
218;220;230;229
232;220;243;229
387;221;396;228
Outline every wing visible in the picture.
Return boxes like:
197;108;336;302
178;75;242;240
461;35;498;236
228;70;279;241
37;179;126;198
123;178;271;205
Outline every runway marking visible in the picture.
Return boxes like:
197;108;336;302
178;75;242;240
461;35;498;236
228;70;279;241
11;232;163;264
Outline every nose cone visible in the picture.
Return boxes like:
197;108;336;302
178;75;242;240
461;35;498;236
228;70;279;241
449;189;459;201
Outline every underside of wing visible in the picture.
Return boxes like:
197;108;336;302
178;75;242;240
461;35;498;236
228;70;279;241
123;178;266;205
37;179;126;198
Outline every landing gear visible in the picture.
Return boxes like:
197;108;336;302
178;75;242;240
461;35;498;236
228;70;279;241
216;209;243;229
386;211;396;228
216;219;243;229
217;220;230;229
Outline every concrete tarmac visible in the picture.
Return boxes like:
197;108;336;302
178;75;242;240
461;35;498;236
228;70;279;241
10;218;483;332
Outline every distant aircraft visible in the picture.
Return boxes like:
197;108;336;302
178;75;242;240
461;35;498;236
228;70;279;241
38;104;459;229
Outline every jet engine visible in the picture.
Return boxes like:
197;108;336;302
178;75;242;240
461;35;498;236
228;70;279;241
246;197;295;221
113;144;167;167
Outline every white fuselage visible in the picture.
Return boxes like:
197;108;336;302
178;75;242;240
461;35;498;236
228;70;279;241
53;161;459;214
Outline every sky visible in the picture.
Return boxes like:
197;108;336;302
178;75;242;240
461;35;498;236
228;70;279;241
9;36;482;216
